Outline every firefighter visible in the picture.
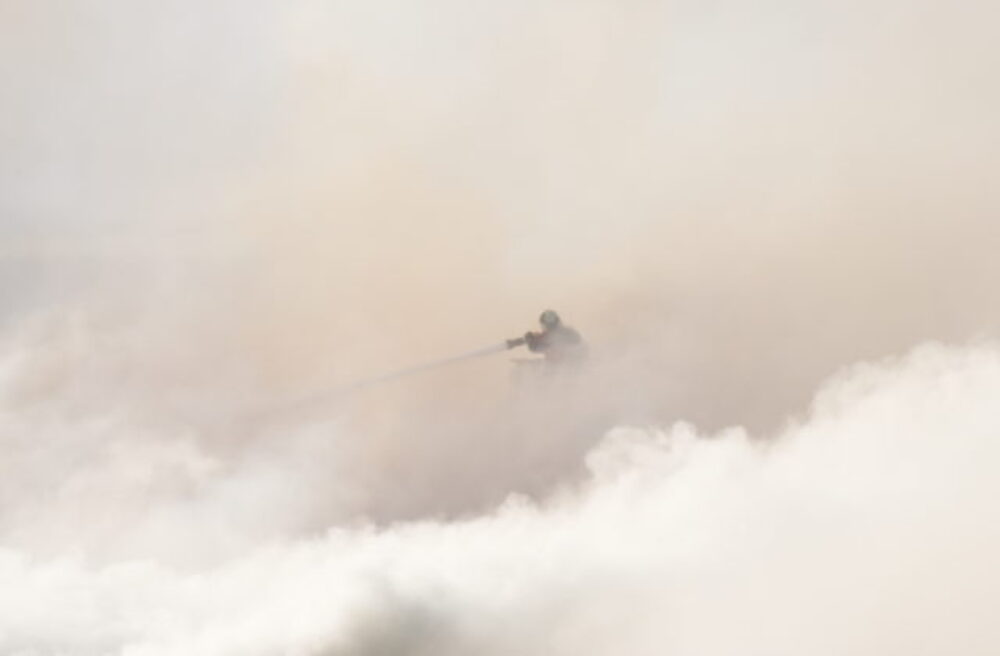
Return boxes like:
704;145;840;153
507;310;586;365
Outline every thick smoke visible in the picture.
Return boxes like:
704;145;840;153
2;0;1000;653
4;0;999;518
3;342;1000;654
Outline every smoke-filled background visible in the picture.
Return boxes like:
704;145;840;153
2;1;1000;654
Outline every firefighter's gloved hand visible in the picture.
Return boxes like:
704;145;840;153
524;332;540;349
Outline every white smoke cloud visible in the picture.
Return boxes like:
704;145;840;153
2;341;999;654
4;1;1000;653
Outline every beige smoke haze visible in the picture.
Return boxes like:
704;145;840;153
1;0;999;653
3;343;1000;654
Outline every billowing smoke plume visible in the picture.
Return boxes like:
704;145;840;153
4;0;999;518
3;343;1000;654
2;0;999;653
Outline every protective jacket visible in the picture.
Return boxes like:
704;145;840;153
523;324;585;364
